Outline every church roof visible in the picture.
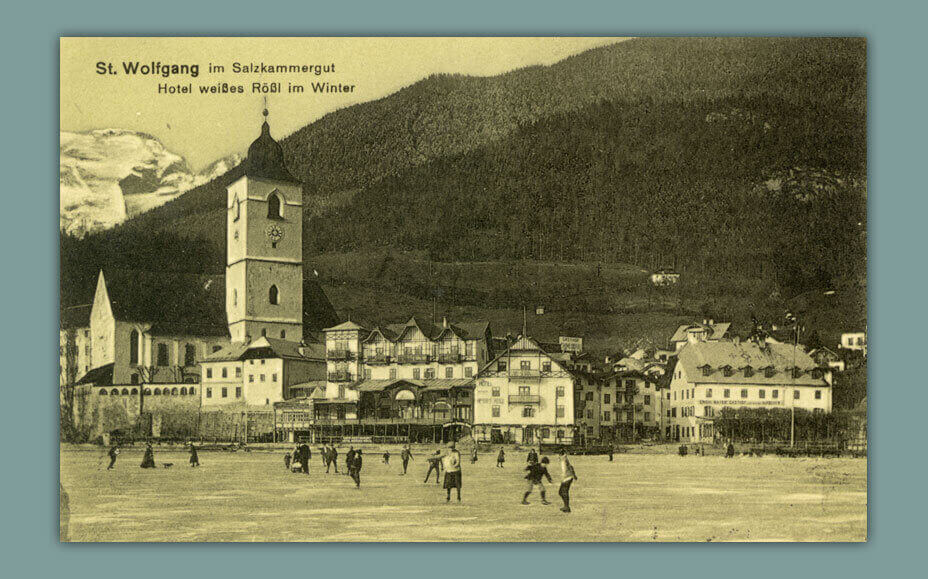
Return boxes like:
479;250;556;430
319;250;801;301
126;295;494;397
101;269;229;337
76;363;115;386
244;114;299;184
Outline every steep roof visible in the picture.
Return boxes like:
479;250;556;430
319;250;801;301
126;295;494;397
101;269;229;337
203;337;325;362
677;340;827;386
351;378;475;392
360;317;489;342
98;268;338;337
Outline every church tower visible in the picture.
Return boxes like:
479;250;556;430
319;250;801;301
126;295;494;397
226;108;303;343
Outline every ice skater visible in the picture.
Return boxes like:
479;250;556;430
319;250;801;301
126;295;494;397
382;450;391;465
140;442;156;469
470;446;478;464
726;442;735;458
424;450;442;484
400;445;413;475
188;443;200;467
349;449;363;488
527;447;538;464
442;442;462;502
344;447;355;476
557;449;578;513
496;447;505;468
522;456;552;505
106;444;119;470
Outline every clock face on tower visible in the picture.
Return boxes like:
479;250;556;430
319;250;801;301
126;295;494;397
265;224;284;243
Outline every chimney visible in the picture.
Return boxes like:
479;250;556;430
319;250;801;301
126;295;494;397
442;317;448;328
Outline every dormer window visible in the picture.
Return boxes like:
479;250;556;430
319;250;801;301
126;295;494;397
722;365;733;377
812;368;823;379
700;364;712;376
792;367;803;379
764;367;775;378
267;191;283;219
743;366;754;378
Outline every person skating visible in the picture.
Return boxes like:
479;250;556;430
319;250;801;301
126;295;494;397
299;443;311;474
349;449;363;488
471;446;478;464
189;443;200;467
284;450;292;471
442;442;462;502
400;445;413;475
608;447;614;462
291;446;301;472
328;445;340;474
424;450;442;484
726;442;735;459
383;450;391;465
319;445;328;468
106;444;119;470
496;448;505;468
522;456;553;505
527;447;538;464
557;449;578;513
140;442;156;469
344;446;356;477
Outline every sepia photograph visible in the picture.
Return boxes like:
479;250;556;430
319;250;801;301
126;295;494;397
58;36;867;542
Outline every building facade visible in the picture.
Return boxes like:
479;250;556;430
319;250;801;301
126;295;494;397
473;336;576;445
666;339;832;443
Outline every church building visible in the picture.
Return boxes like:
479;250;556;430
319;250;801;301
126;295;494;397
75;109;337;412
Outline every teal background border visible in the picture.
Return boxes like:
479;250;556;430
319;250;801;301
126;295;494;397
1;0;922;576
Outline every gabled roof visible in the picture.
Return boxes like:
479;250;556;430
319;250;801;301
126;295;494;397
670;322;731;343
358;317;489;343
350;378;475;393
101;269;229;337
324;320;368;332
203;337;325;363
76;363;115;386
677;340;826;386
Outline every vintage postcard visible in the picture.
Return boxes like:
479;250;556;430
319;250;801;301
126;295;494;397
59;37;867;542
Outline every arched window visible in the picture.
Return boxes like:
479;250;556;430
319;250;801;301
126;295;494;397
184;344;196;367
130;388;138;395
110;388;119;396
233;288;238;307
153;388;161;395
280;330;286;339
121;388;129;395
261;328;267;337
99;389;107;395
180;387;187;396
129;329;139;365
143;388;151;395
232;195;241;222
156;343;169;366
188;387;196;396
171;387;178;395
267;192;283;219
269;285;279;305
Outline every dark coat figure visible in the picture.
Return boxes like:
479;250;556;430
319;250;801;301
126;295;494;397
726;443;735;458
383;451;390;464
349;450;363;488
284;452;292;470
344;447;355;475
497;448;505;467
326;446;339;473
424;451;442;484
400;446;413;474
107;445;119;470
527;448;538;464
678;444;688;457
608;447;614;462
471;447;478;463
189;445;200;467
140;443;156;468
299;443;311;474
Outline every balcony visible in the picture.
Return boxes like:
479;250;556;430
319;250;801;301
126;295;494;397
396;354;431;364
509;394;541;404
365;355;391;365
438;353;462;364
327;371;354;382
327;349;355;361
509;369;542;380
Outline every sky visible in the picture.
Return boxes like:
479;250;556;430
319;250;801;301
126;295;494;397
61;37;626;169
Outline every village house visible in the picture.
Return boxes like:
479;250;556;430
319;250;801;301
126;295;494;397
839;331;867;356
666;337;832;443
669;320;730;351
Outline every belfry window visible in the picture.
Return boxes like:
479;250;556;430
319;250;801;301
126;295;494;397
269;285;279;305
233;196;241;222
267;192;283;219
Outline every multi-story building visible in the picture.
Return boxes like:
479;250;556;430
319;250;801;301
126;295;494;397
666;338;832;443
839;331;867;356
275;316;491;442
60;304;92;386
599;371;662;440
572;371;601;444
472;336;576;445
200;337;325;408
